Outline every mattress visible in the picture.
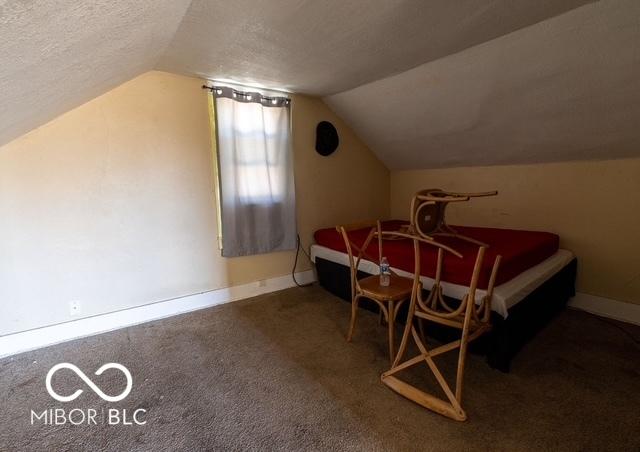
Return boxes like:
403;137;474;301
312;221;574;318
314;221;560;289
311;244;574;318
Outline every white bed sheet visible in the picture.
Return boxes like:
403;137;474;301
310;244;574;318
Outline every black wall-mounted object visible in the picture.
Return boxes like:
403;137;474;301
315;121;339;156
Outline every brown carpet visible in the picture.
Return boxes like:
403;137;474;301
1;285;639;451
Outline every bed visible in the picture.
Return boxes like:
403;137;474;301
311;220;577;371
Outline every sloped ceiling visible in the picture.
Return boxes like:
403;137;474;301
157;0;592;95
325;0;640;169
0;0;193;146
3;0;638;170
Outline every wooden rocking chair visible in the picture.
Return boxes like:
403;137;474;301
337;221;414;362
380;231;501;421
409;188;498;247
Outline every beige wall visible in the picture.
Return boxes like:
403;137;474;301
225;92;389;285
0;71;389;335
390;160;640;305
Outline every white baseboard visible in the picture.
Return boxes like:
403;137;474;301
569;292;640;326
0;270;316;359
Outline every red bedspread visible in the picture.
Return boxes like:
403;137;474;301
314;221;559;290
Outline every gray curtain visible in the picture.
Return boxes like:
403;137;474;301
213;86;297;257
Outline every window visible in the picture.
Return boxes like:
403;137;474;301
210;85;297;257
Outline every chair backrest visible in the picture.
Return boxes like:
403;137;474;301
337;224;499;326
409;188;497;240
374;230;465;309
337;221;383;299
377;230;492;328
408;189;465;237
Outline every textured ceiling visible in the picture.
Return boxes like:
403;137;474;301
3;0;637;170
0;0;192;146
326;0;640;169
158;0;592;95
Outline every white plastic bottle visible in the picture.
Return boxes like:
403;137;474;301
380;257;390;287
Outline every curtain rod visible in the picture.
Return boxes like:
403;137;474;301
202;85;291;102
201;84;291;97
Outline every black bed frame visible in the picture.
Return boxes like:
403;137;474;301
314;257;577;372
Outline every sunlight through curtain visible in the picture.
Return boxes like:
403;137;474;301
213;86;296;257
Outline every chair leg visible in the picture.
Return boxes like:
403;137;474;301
382;326;467;422
418;317;427;344
388;300;395;362
347;294;361;342
455;325;471;402
390;300;413;369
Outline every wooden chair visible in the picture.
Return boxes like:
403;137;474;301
409;188;498;247
380;231;501;421
337;221;414;362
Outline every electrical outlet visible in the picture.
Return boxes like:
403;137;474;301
257;280;267;288
69;300;81;316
